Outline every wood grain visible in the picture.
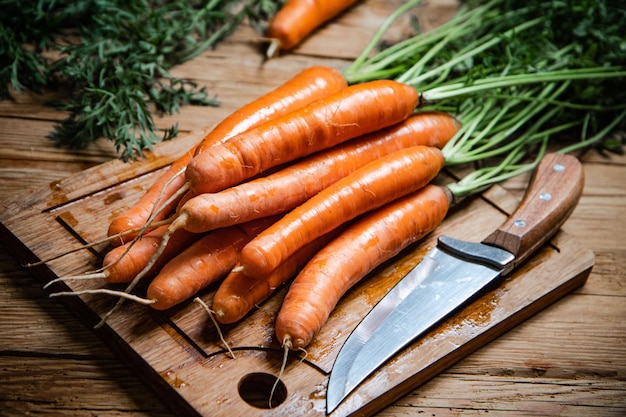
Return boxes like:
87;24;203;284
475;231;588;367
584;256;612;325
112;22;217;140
1;1;625;416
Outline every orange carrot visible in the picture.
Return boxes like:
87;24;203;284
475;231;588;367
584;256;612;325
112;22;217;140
44;226;200;289
107;66;347;243
185;79;419;196
147;217;278;311
180;112;459;233
212;228;343;324
239;145;445;278
194;66;347;156
106;137;200;246
276;184;451;350
267;0;360;56
102;226;200;284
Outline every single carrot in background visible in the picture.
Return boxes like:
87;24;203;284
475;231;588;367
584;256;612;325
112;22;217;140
276;184;451;350
185;79;419;196
266;0;360;57
212;227;344;325
179;112;459;233
239;145;445;278
147;217;278;311
107;66;347;243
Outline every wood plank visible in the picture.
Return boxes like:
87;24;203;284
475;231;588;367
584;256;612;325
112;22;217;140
0;356;171;417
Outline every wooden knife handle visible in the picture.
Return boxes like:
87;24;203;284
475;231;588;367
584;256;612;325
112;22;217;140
481;153;584;267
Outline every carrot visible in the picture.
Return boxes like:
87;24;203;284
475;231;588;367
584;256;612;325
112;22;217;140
276;184;451;350
107;66;347;243
179;112;459;233
106;145;199;246
212;228;343;325
102;226;199;284
239;145;445;278
44;226;199;288
266;0;360;57
147;217;278;311
194;66;347;156
185;79;419;196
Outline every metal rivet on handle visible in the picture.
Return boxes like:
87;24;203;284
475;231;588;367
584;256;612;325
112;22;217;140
514;219;526;227
540;193;552;201
553;163;565;172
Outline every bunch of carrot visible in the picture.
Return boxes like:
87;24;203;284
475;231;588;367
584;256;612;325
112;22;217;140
46;65;461;346
45;0;625;355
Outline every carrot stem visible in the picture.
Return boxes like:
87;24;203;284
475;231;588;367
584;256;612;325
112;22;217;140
345;0;424;75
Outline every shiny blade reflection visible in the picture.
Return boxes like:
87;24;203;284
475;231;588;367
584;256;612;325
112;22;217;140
327;248;502;413
326;251;440;411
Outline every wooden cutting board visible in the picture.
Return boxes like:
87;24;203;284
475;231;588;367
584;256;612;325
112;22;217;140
0;131;594;417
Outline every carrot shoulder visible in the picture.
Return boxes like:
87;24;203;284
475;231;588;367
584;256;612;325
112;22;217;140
239;145;445;278
107;66;347;242
276;184;451;350
267;0;360;54
184;80;419;196
178;112;459;234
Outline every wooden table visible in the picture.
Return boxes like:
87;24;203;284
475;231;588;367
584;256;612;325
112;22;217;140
1;1;625;415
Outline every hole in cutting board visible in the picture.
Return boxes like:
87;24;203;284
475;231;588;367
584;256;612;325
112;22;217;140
238;372;287;409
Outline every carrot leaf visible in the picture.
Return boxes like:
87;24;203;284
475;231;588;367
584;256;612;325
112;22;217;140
0;0;284;161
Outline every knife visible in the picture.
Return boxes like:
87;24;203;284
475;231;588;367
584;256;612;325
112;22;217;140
326;152;584;414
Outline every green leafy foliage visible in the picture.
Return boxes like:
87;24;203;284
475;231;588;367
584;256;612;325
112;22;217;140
0;0;284;161
345;0;626;198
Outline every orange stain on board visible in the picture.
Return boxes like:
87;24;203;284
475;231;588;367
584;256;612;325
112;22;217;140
57;211;78;228
104;192;124;205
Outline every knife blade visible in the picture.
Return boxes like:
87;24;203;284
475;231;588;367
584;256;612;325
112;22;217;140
326;153;584;414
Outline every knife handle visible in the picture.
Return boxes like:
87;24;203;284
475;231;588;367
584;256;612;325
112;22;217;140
481;153;584;268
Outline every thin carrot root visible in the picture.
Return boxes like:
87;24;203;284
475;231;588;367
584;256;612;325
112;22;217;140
23;218;172;268
266;38;281;59
93;219;183;328
43;272;107;289
29;176;183;270
130;180;189;246
194;297;236;359
96;185;185;275
49;288;155;305
271;340;290;409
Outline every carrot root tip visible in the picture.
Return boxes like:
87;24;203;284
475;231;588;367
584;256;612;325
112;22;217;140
266;38;282;59
193;297;236;359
